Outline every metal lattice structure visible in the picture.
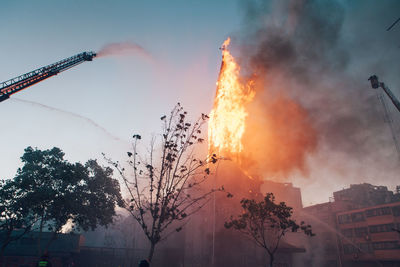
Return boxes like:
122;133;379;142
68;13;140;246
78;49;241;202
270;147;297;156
377;91;400;159
369;75;400;113
369;75;400;160
0;51;96;102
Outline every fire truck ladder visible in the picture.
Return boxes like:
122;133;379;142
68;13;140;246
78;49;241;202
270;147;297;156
369;75;400;160
377;91;400;159
0;51;96;103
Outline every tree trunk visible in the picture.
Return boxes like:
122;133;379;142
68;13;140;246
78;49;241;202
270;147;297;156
1;227;30;267
148;242;156;262
37;215;44;256
268;252;274;267
45;231;58;251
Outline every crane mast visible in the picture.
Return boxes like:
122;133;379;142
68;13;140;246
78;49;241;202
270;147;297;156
369;75;400;113
0;51;96;102
377;91;400;159
368;75;400;160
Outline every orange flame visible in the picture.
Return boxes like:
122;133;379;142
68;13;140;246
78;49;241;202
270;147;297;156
208;38;255;159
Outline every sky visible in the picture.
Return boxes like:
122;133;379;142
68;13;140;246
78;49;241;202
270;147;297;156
0;1;240;177
1;0;400;206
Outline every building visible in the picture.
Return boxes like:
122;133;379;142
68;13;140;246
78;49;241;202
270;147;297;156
0;231;182;267
301;183;400;267
0;231;83;267
337;201;400;266
183;161;307;267
333;183;394;210
300;202;340;267
261;180;303;212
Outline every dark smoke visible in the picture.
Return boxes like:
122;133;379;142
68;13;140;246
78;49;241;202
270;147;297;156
234;0;400;185
97;41;152;60
12;98;125;143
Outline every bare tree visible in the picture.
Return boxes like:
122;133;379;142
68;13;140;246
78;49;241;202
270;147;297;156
106;104;221;262
225;193;314;267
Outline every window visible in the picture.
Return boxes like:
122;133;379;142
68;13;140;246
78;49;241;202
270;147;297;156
369;223;395;233
359;243;373;253
351;212;365;222
366;207;392;217
372;241;400;250
338;214;351;224
392;206;400;216
365;209;374;217
341;228;353;238
343;244;357;254
354;227;368;238
380;207;391;215
343;243;373;254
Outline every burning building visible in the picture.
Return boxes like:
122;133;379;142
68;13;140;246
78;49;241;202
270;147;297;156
181;38;310;267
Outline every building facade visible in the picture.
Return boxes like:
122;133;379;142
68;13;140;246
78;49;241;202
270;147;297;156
301;183;400;267
337;201;400;265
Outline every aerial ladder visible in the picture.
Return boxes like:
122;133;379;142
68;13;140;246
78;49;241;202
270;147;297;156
369;75;400;113
0;51;96;102
368;75;400;159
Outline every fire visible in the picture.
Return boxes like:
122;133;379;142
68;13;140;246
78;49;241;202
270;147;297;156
208;38;255;159
207;38;317;178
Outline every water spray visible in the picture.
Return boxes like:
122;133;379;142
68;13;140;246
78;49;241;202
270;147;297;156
12;98;127;144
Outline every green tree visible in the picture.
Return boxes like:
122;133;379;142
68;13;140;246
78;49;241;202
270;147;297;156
106;104;221;262
0;179;38;257
225;193;314;267
11;146;123;255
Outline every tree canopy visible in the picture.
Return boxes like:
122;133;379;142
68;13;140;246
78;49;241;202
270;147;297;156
0;146;123;255
225;193;314;267
0;178;37;255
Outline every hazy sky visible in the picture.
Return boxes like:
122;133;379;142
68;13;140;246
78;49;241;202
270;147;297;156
1;0;399;206
0;1;240;179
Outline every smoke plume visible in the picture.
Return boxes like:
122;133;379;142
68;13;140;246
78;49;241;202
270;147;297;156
233;0;400;187
97;41;152;60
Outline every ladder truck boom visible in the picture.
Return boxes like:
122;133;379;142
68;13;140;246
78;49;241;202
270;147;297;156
368;75;400;160
369;75;400;113
0;51;96;102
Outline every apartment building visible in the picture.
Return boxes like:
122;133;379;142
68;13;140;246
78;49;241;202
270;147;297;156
301;183;400;267
337;201;400;264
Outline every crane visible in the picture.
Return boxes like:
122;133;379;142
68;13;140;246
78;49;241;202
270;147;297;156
369;75;400;113
368;75;400;159
0;51;96;102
